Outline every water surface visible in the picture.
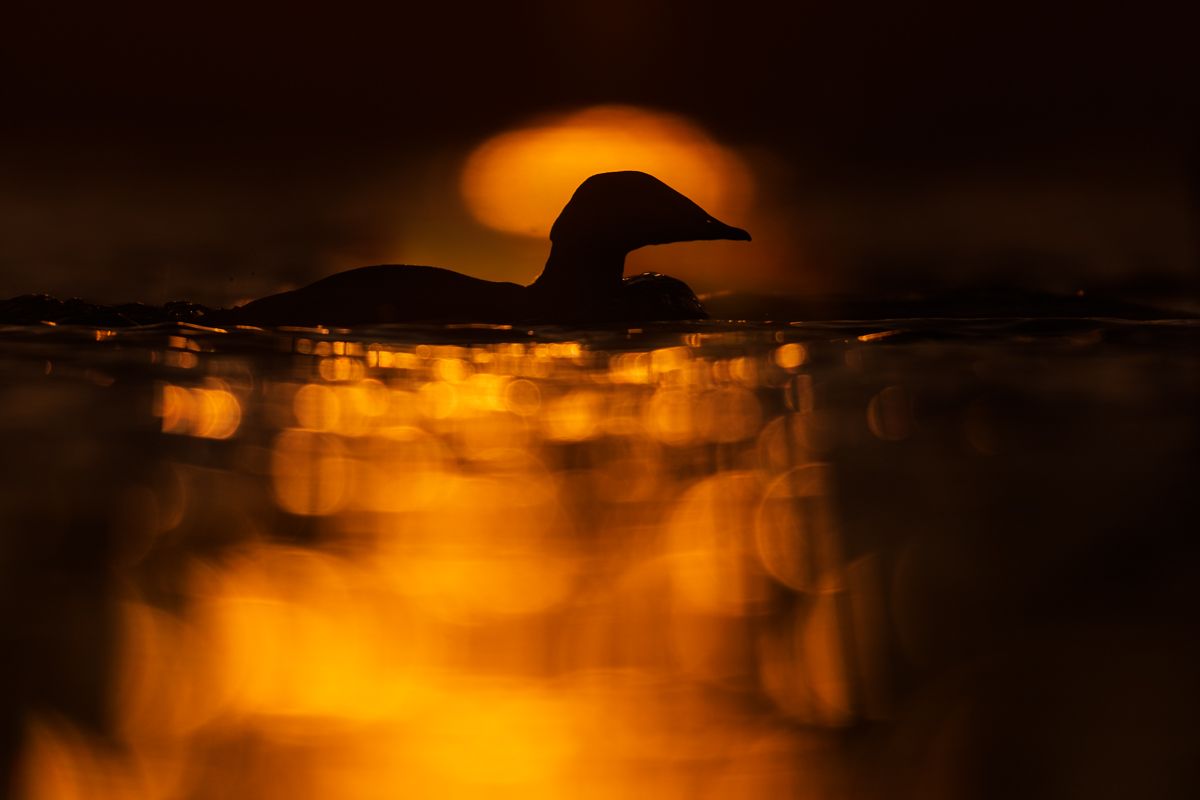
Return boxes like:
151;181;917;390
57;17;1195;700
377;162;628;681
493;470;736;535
2;318;1197;799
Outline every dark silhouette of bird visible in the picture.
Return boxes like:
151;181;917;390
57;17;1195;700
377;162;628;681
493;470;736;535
232;171;750;326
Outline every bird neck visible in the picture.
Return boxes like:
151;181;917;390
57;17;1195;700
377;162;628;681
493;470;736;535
529;241;628;301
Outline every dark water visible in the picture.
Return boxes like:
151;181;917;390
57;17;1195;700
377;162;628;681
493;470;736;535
1;317;1197;799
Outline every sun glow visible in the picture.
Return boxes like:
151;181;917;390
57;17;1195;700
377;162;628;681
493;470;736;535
461;105;754;238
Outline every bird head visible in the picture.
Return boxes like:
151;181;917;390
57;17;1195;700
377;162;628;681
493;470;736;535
549;171;751;253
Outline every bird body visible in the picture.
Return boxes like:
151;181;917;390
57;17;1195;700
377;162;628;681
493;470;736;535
233;265;528;326
233;172;749;326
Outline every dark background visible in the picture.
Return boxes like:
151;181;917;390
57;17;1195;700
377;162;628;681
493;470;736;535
3;0;1197;308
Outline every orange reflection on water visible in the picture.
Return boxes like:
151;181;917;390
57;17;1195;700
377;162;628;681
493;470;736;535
15;327;889;799
156;378;241;439
15;715;145;800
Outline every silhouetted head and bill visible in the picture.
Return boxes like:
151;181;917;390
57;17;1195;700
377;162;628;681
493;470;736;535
550;171;751;251
233;170;751;326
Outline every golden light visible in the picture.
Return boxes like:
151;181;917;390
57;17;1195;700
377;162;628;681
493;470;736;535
773;343;808;370
271;430;352;515
15;330;889;798
461;105;754;238
666;471;769;614
155;379;241;439
14;715;139;800
541;389;604;441
413;686;578;790
754;464;839;593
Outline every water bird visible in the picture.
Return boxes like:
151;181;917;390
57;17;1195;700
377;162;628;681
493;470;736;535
233;171;750;326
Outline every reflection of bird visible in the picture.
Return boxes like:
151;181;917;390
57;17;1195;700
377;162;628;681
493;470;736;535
233;171;750;325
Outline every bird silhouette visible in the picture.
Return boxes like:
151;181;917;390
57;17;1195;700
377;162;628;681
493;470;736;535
232;171;750;326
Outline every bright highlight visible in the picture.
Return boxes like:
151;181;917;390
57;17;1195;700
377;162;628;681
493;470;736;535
461;105;754;238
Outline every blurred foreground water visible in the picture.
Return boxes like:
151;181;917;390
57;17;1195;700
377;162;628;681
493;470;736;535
1;317;1197;799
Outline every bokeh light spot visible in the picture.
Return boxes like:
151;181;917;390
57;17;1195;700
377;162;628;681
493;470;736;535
271;430;351;515
867;385;914;441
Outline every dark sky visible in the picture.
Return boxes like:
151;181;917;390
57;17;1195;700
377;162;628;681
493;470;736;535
3;0;1197;305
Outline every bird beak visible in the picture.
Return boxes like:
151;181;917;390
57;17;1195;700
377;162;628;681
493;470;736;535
703;218;752;242
724;225;752;242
